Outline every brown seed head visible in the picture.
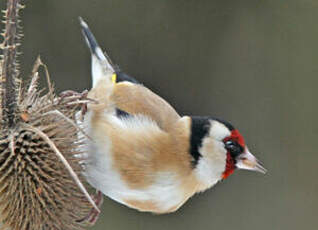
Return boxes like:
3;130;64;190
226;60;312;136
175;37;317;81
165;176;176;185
0;62;94;230
0;1;97;229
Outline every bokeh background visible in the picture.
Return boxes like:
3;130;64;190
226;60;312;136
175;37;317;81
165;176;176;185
1;0;317;229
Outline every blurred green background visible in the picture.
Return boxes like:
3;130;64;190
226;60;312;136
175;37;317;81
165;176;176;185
1;0;317;229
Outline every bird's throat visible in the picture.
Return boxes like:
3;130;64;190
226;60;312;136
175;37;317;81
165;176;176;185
222;152;236;179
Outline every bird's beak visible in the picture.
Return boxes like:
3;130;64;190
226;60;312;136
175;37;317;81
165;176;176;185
236;147;267;174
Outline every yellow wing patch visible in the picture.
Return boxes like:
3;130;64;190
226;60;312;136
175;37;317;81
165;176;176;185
112;73;117;83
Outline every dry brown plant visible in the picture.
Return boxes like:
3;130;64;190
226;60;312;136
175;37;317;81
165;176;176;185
0;1;98;229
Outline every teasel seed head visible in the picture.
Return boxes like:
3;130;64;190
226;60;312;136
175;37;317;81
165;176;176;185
0;0;99;229
0;57;99;230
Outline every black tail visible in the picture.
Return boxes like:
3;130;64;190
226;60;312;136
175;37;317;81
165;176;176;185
79;17;139;84
79;16;115;67
79;17;102;58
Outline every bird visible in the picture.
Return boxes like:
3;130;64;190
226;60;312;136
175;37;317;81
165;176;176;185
78;17;267;215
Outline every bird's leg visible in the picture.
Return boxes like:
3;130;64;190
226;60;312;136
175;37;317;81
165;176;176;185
58;90;97;117
76;190;104;226
59;90;89;104
88;190;104;224
59;89;85;99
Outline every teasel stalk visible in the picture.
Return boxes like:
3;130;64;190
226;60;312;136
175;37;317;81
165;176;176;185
0;0;99;229
0;0;21;127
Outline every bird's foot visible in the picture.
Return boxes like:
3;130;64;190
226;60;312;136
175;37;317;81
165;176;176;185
58;90;96;117
77;190;104;226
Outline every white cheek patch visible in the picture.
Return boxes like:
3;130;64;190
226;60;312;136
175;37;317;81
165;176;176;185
193;120;231;190
209;120;231;141
194;137;227;190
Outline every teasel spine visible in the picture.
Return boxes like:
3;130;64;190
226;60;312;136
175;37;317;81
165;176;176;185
0;0;23;127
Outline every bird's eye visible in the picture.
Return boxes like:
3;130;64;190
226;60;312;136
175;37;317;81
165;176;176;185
224;140;242;157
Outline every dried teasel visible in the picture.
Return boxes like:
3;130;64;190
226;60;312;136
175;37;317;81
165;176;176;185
0;0;99;229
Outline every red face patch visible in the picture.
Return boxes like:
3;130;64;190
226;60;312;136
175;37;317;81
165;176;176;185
222;129;245;179
225;129;245;148
222;153;236;179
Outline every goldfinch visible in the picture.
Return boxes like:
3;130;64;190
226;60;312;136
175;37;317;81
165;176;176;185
79;18;266;215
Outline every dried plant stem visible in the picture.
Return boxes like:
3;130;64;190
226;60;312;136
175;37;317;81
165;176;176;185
22;123;100;213
1;0;22;127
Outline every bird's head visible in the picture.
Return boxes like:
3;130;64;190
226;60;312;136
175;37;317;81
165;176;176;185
190;117;266;189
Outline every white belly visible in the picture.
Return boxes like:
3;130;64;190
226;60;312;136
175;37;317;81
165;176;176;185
83;113;185;213
84;140;185;212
